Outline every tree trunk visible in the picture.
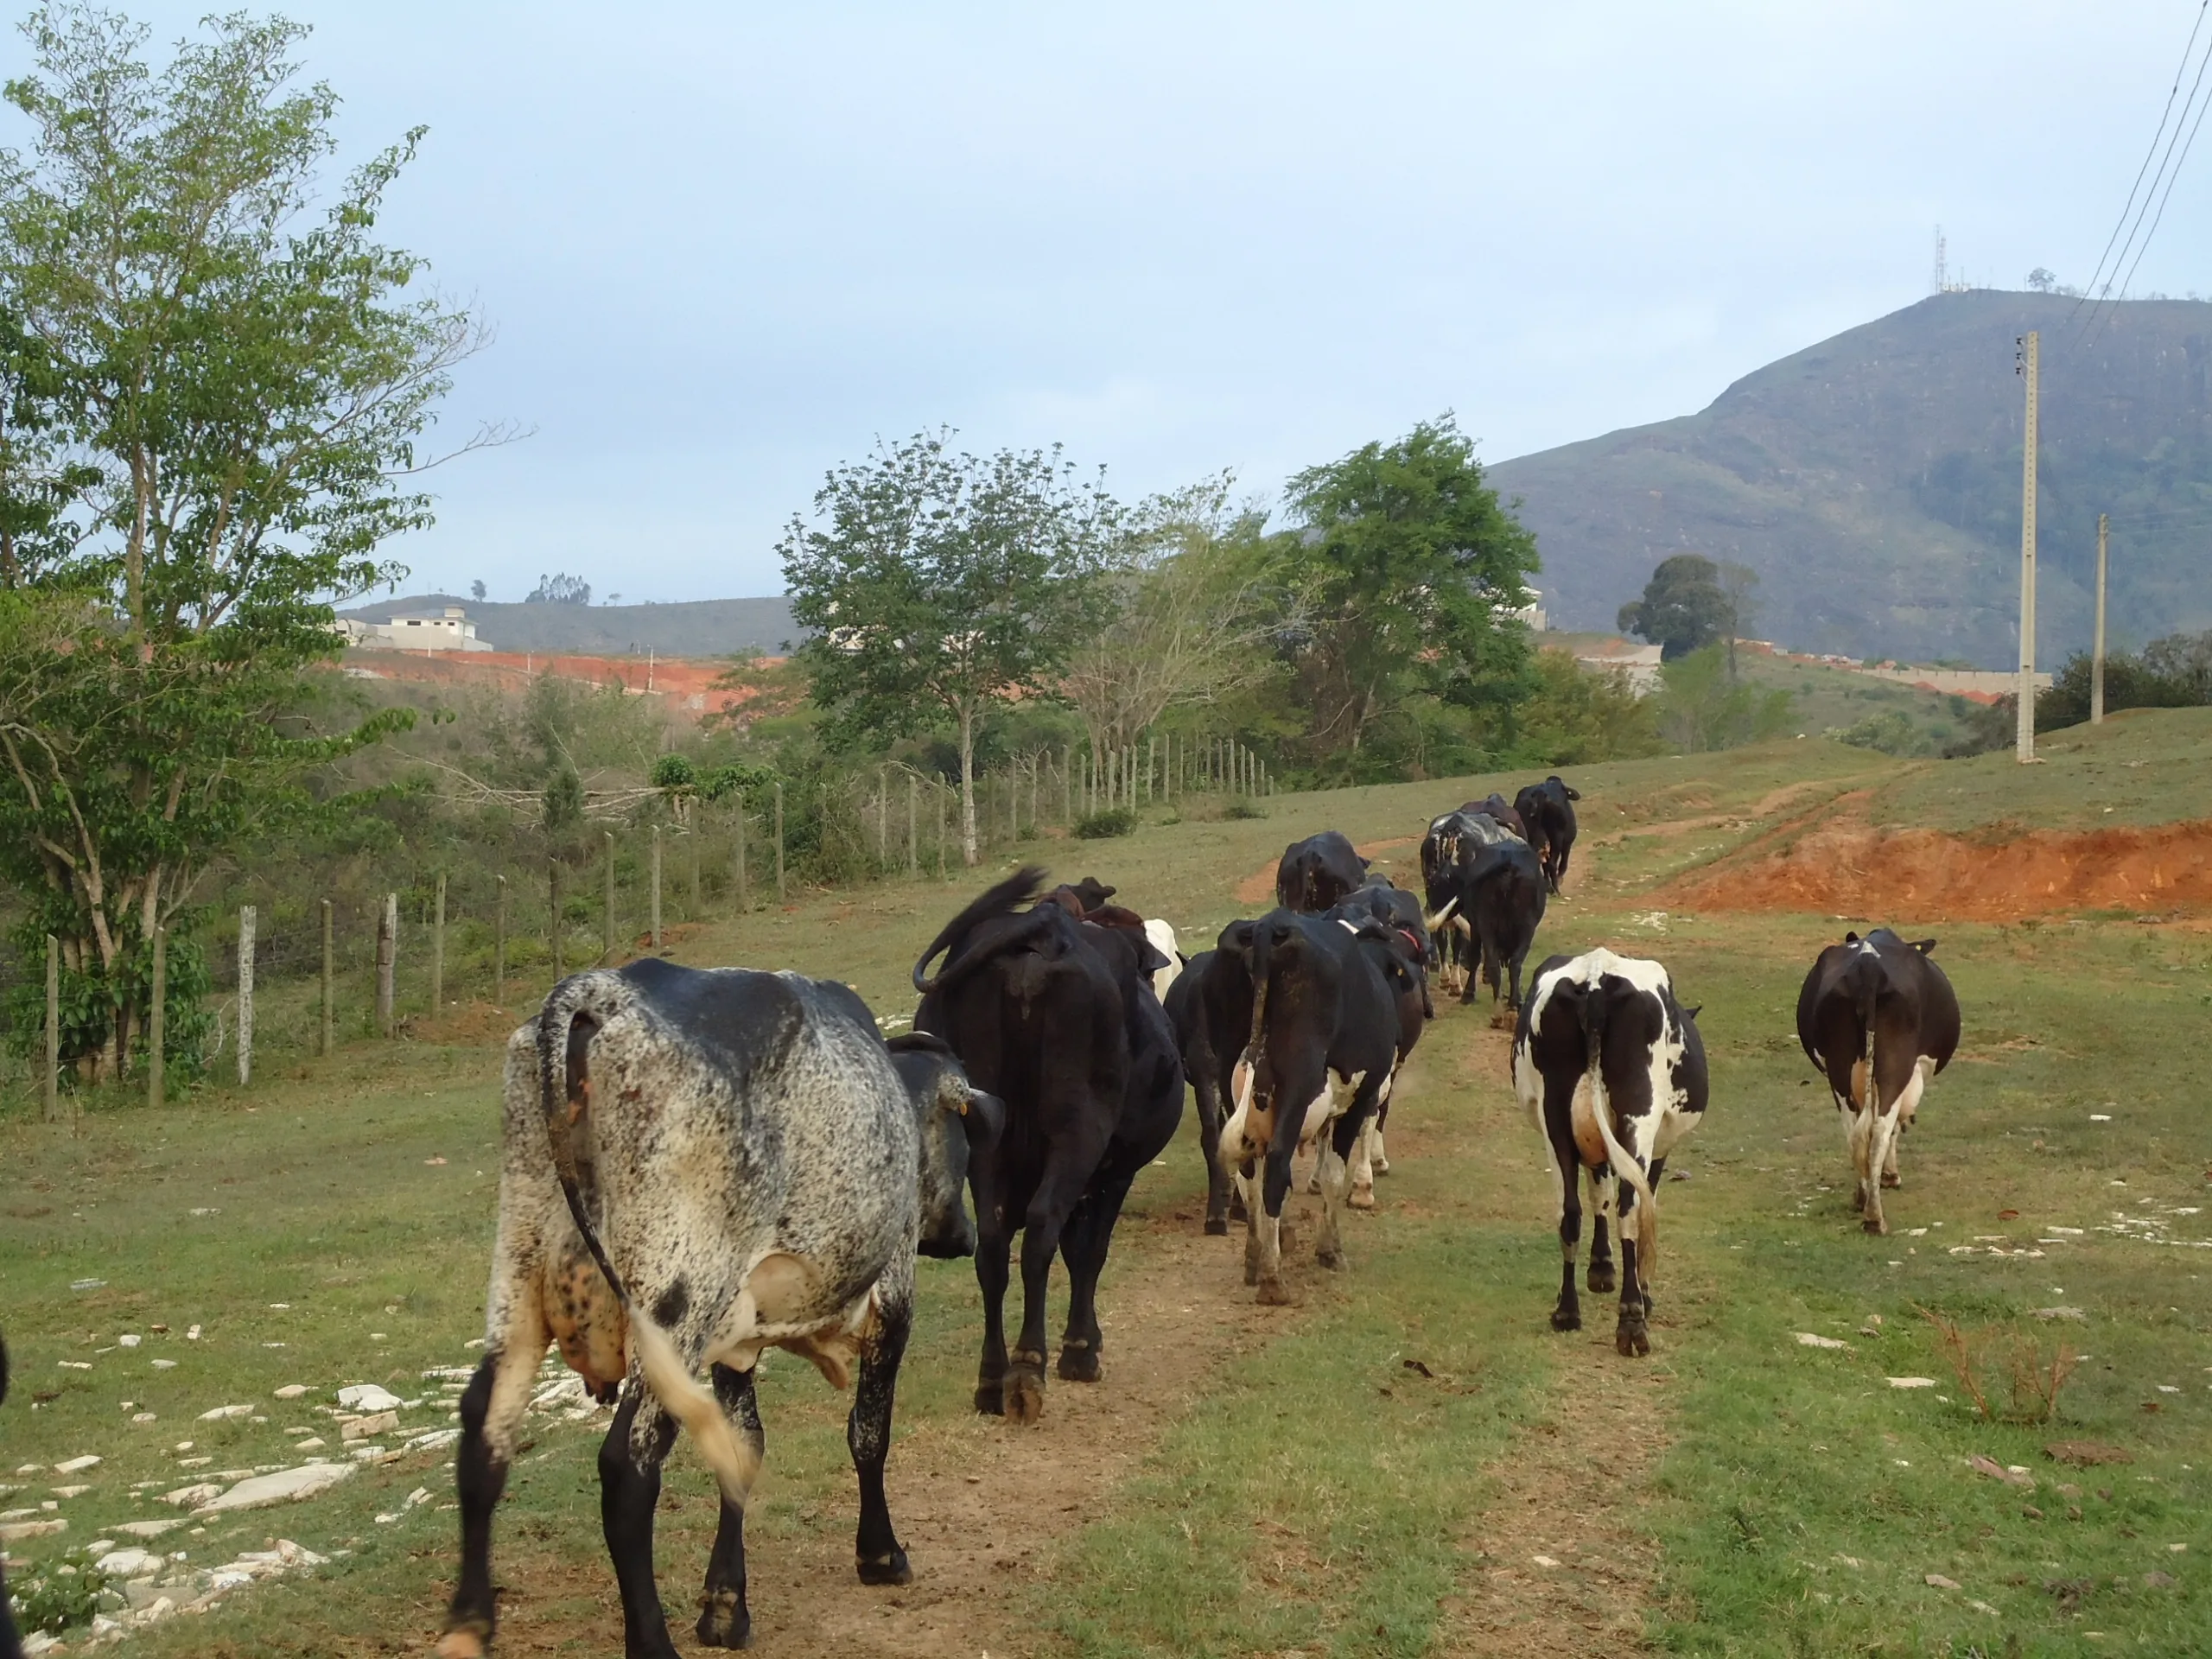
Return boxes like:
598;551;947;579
958;703;979;866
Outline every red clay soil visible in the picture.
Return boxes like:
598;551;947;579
338;650;790;724
1662;816;2212;921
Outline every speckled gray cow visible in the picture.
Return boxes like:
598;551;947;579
439;958;998;1659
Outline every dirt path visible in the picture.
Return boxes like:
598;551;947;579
461;1198;1326;1659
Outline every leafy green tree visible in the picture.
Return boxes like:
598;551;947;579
1619;554;1732;661
1281;416;1538;762
2036;627;2212;730
1516;646;1662;765
780;429;1117;864
1651;645;1794;752
0;6;492;1082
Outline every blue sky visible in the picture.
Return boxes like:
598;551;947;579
37;2;2212;601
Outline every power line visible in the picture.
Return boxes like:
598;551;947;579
2076;0;2211;316
2106;73;2212;328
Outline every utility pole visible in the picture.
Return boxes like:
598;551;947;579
2091;512;2109;725
2015;331;2039;762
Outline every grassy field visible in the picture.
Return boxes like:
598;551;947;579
3;735;2209;1656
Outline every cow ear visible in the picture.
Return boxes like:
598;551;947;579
1843;931;1859;944
1682;1004;1703;1020
1911;938;1938;955
1566;786;1580;799
957;1087;1006;1148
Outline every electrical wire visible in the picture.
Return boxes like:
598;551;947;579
2076;0;2211;316
2101;75;2212;339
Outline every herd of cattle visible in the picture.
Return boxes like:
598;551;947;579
432;773;1962;1658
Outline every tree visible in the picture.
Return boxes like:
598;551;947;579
2026;267;2057;293
1618;554;1731;661
781;429;1116;864
1516;647;1662;765
1718;559;1759;678
1280;416;1538;762
1650;645;1794;751
1061;473;1303;756
526;572;589;605
0;5;493;1082
470;578;486;601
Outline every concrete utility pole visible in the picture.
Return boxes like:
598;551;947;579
2091;512;2109;725
2016;331;2039;761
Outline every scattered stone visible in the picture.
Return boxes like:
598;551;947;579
71;1277;106;1291
2032;1306;2088;1321
1925;1573;1961;1589
151;1358;177;1370
186;1325;201;1340
118;1334;141;1348
0;1517;68;1541
404;1428;459;1453
2046;1440;2133;1467
132;1412;157;1423
54;1454;101;1474
341;1410;399;1441
162;1483;224;1507
113;1518;183;1540
1887;1376;1938;1389
337;1383;403;1413
1531;1554;1560;1567
175;1456;212;1468
52;1484;91;1498
198;1403;253;1421
1967;1454;2035;1489
97;1546;160;1576
191;1462;352;1515
273;1383;309;1399
296;1437;325;1452
1794;1332;1848;1350
57;1358;92;1370
2145;1571;2179;1589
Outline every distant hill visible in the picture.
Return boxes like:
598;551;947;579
1491;291;2212;667
339;594;801;658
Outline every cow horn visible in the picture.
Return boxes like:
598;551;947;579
1422;895;1459;932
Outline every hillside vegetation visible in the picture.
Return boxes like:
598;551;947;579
1493;289;2212;667
340;593;801;657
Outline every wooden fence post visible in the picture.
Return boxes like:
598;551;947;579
936;787;946;880
377;893;397;1038
237;904;255;1087
550;861;565;980
44;932;59;1122
1028;753;1038;836
651;825;663;950
690;824;700;918
1061;747;1071;823
907;774;918;877
877;766;889;868
149;925;166;1105
431;874;446;1015
735;810;749;912
774;782;785;903
604;831;618;962
493;877;507;1006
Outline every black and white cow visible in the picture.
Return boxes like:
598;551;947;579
913;868;1185;1421
1514;775;1582;896
1514;949;1707;1357
1425;811;1548;1009
440;961;994;1659
1215;910;1401;1302
1274;830;1370;913
1796;929;1961;1236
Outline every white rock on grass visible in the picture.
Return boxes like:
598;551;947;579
151;1358;178;1370
0;1517;68;1541
1793;1332;1849;1350
340;1410;399;1441
162;1482;224;1507
273;1383;310;1400
114;1517;183;1540
191;1462;352;1516
1887;1376;1939;1389
337;1383;403;1413
54;1454;101;1474
97;1546;161;1576
198;1403;254;1421
404;1428;460;1453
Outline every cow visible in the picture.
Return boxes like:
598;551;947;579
1330;877;1440;1016
1796;929;1961;1236
1466;791;1529;840
913;868;1184;1421
0;1329;16;1659
1144;917;1184;1003
1275;830;1369;912
1216;909;1401;1302
1514;776;1582;896
1320;906;1430;1205
1165;947;1240;1235
439;961;995;1659
1039;878;1184;1004
1425;812;1548;1009
1514;948;1708;1357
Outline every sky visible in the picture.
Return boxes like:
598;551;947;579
30;1;2212;603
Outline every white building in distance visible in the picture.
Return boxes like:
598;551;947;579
338;604;494;652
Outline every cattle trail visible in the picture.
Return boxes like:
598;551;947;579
465;1205;1318;1659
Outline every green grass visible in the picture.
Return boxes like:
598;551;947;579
4;736;2210;1655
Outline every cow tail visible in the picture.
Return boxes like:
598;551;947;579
1584;981;1659;1271
537;977;760;1510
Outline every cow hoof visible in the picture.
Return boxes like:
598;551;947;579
1488;1011;1515;1032
1003;1358;1047;1424
1348;1185;1376;1211
972;1380;1006;1416
856;1547;912;1586
1881;1171;1902;1189
1255;1276;1294;1306
1862;1216;1888;1236
1587;1263;1618;1294
436;1630;489;1659
1550;1306;1581;1332
1316;1244;1345;1269
1204;1216;1230;1236
1243;1259;1260;1286
1852;1185;1867;1212
1229;1195;1249;1223
1057;1343;1101;1383
1616;1320;1650;1357
1306;1174;1321;1195
1374;1158;1390;1176
696;1591;753;1649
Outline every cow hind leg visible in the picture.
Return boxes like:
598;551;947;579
600;1388;683;1659
693;1364;766;1649
1545;1122;1583;1332
440;1319;548;1659
1615;1236;1650;1357
971;1225;1013;1416
1314;1119;1357;1269
1007;1170;1084;1422
849;1290;914;1586
1195;1072;1234;1235
1585;1166;1617;1294
1058;1172;1136;1382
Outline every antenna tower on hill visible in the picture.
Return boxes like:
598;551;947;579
1931;226;1948;295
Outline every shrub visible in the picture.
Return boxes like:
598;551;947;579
1223;799;1268;821
1074;807;1137;839
1827;709;1926;756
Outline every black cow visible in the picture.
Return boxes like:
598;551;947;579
1165;947;1240;1235
1274;830;1369;912
1467;791;1529;840
1215;910;1400;1302
1329;878;1440;1017
913;868;1185;1421
1319;906;1430;1203
442;963;994;1659
1;1329;16;1659
1425;813;1548;1009
1796;929;1961;1236
1514;776;1582;896
1513;948;1708;1357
